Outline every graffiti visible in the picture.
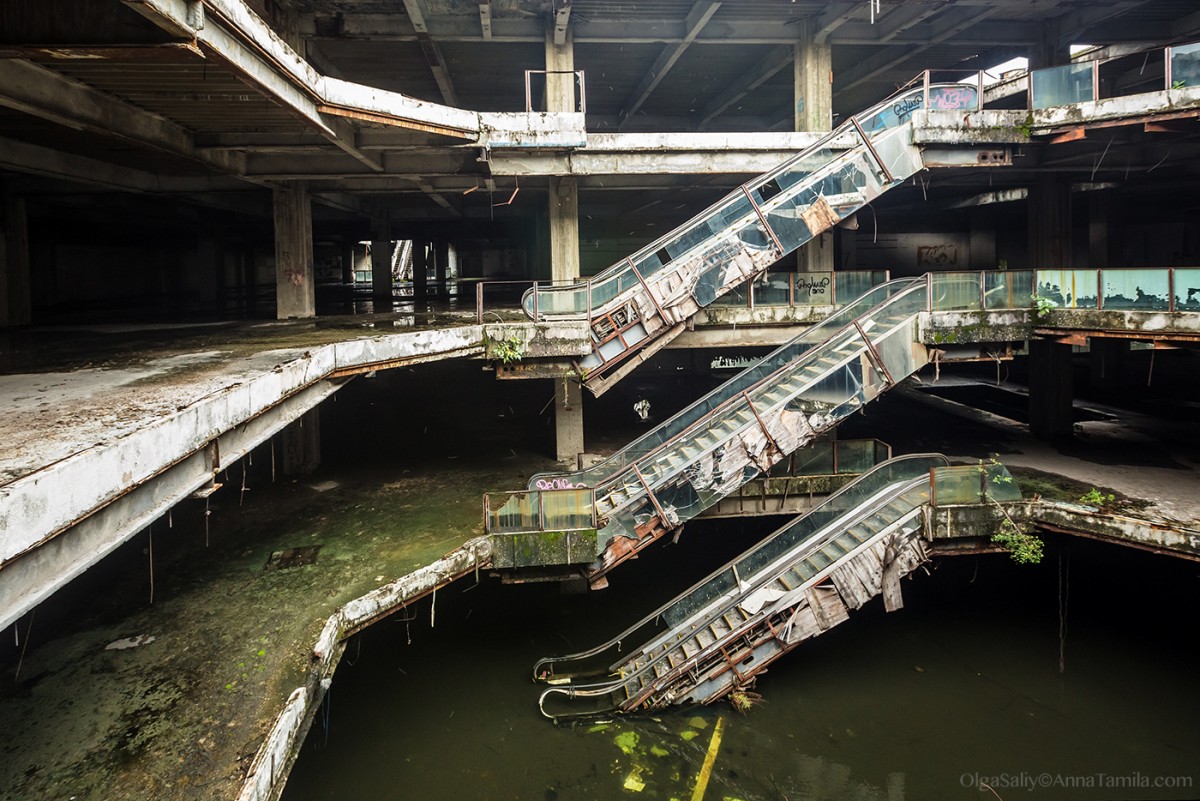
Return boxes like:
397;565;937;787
917;244;959;266
283;267;307;287
892;96;923;121
928;86;977;110
535;477;579;491
796;275;832;297
711;355;757;371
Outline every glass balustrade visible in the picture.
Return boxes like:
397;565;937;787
1031;62;1096;109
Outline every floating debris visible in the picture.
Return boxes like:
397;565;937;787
104;634;156;651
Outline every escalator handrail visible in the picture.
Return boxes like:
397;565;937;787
533;474;937;719
528;277;921;491
531;453;948;682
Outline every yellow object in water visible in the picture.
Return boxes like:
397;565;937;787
689;716;726;801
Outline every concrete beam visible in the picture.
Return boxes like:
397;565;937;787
553;1;573;46
478;2;492;40
1056;1;1151;46
0;59;245;176
812;2;860;45
837;5;1002;94
618;1;721;126
402;0;459;106
697;44;793;129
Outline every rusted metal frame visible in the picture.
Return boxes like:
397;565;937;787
524;69;533;112
1166;46;1173;90
626;257;669;323
849;116;893;184
315;104;473;140
925;272;933;311
738;185;785;257
631;466;669;531
475;281;484;323
929;468;938;507
537;491;546;531
1169;268;1176;313
979;270;987;310
788;273;796;307
741;391;782;458
1096;270;1104;311
922;70;931;111
852;320;896;386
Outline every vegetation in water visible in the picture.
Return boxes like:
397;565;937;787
728;689;764;715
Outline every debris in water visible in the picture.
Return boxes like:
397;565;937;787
308;480;340;493
264;545;321;571
679;730;699;742
622;767;646;792
650;745;670;758
614;730;639;755
104;635;156;651
688;716;708;730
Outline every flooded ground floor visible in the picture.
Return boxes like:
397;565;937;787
282;531;1200;801
0;354;1197;800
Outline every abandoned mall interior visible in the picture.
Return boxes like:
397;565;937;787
2;0;1199;799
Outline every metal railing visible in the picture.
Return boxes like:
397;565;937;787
484;486;596;535
1028;39;1200;109
712;270;889;309
768;437;892;478
1034;267;1200;313
930;462;1022;507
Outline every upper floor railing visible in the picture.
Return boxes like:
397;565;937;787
474;267;1200;322
1028;40;1200;109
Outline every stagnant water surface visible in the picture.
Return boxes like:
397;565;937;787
281;527;1199;801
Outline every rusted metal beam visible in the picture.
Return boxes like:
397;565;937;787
0;43;204;60
1047;127;1086;144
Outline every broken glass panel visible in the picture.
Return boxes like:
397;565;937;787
1101;269;1170;311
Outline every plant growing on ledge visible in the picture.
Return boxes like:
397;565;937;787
1032;294;1058;317
488;335;525;365
992;518;1044;564
1078;487;1116;510
979;458;1045;565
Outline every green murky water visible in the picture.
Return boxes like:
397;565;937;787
282;528;1200;801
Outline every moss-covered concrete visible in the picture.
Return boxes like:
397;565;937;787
489;528;599;569
0;459;553;801
920;309;1033;345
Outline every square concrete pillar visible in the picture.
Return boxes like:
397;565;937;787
555;378;585;465
281;408;321;476
1;188;31;327
273;183;315;319
795;20;833;273
412;240;429;302
1028;177;1072;269
549;176;580;284
1028;339;1074;439
371;239;392;310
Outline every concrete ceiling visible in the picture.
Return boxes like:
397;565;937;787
1;0;1199;229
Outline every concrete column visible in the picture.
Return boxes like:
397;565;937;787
371;239;392;310
1029;21;1068;71
0;188;32;327
794;21;832;133
555;377;585;465
412;240;429;301
341;241;355;284
435;240;450;297
280;408;321;476
544;25;575;113
969;209;997;269
273;183;315;319
549;177;580;283
1028;176;1072;269
795;20;833;273
1028;339;1074;439
1088;192;1112;268
1088;337;1129;392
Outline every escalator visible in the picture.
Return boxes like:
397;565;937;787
523;84;979;395
532;277;932;585
533;455;950;719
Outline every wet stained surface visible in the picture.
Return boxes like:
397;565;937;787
280;530;1200;801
